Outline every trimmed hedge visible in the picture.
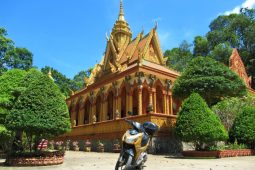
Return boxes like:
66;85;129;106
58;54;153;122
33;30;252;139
175;93;228;150
230;107;255;149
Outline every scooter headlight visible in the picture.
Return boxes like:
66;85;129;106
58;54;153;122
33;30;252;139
125;135;138;144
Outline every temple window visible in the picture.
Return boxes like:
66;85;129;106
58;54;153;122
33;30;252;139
107;91;114;120
156;85;163;113
84;99;90;124
132;88;138;116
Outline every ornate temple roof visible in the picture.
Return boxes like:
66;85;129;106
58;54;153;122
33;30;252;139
80;0;179;93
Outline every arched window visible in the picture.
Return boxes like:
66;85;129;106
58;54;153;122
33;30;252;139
107;91;114;120
121;87;126;118
142;88;149;114
156;85;163;113
84;99;90;124
132;88;138;116
95;96;101;122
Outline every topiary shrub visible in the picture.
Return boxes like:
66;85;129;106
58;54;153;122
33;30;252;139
172;57;247;106
5;69;71;152
230;107;255;149
175;93;228;150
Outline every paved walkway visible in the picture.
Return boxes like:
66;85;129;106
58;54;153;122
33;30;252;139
0;151;255;170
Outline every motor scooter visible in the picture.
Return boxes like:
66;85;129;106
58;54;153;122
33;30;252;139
115;119;158;170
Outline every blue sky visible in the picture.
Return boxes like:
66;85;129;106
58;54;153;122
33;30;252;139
1;0;254;78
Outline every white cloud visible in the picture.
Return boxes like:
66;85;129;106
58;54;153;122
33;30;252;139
224;0;255;15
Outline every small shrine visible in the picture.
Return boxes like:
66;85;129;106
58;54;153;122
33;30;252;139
229;49;255;94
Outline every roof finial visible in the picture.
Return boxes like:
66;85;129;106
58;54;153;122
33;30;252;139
118;0;125;21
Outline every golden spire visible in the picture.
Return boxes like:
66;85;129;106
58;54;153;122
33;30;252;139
118;0;125;21
111;0;132;49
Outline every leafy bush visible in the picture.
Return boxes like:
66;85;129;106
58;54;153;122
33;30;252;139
175;93;228;150
208;140;247;151
212;95;255;132
172;57;247;106
230;107;255;149
5;69;71;152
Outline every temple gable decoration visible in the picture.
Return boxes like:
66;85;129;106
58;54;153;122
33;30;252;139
229;48;252;88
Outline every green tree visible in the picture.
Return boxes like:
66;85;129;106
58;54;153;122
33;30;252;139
210;43;233;65
72;68;92;90
5;69;71;152
175;93;228;150
230;106;255;149
0;69;27;124
173;57;247;106
0;69;26;152
4;47;33;70
0;28;14;74
164;41;194;72
0;27;33;75
193;36;209;57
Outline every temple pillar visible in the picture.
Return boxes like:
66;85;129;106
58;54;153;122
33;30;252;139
71;103;76;127
117;95;121;115
91;103;96;123
125;93;128;117
102;98;107;121
163;91;167;114
138;86;143;115
169;93;173;115
127;93;132;117
166;94;169;115
113;96;116;119
104;100;108;120
153;90;156;113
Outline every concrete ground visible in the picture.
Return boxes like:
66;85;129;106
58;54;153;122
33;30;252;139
0;151;255;170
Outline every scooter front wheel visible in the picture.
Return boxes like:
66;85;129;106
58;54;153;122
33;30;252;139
115;154;132;170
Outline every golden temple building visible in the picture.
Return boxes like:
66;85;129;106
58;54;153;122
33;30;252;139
62;1;254;153
63;0;181;153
